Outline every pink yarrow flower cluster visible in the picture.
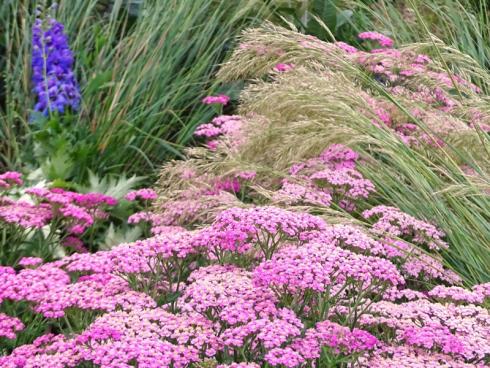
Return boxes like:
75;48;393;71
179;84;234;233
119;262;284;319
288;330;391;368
0;313;24;339
273;63;295;72
202;94;230;105
358;31;394;48
194;114;244;150
18;257;43;267
363;205;448;250
125;188;158;201
0;171;23;189
197;206;326;259
274;144;375;210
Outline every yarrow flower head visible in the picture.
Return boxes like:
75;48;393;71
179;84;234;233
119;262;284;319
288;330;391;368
125;188;158;202
198;206;327;259
273;63;295;72
18;257;43;267
31;6;81;115
202;94;230;105
275;144;375;211
0;313;24;339
0;171;23;189
358;31;394;48
362;205;448;251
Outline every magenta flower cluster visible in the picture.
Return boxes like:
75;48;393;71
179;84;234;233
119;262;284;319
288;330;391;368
358;31;394;48
1;175;115;240
202;94;230;105
0;172;159;265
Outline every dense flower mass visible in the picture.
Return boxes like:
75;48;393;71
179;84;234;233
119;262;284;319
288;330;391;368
1;183;117;236
198;206;326;259
31;13;81;115
0;171;148;267
0;313;24;339
1;199;489;366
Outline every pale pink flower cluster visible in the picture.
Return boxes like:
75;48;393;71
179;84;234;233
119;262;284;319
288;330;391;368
139;187;242;227
428;284;490;305
304;225;458;284
125;188;158;201
0;309;220;367
362;344;486;368
358;299;490;361
274;144;375;210
363;205;448;250
194;114;244;150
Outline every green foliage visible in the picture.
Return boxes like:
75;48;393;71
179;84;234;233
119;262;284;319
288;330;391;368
265;0;357;42
265;0;490;72
342;0;490;68
0;0;266;183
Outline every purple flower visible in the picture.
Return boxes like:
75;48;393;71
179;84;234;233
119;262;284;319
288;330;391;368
31;15;81;115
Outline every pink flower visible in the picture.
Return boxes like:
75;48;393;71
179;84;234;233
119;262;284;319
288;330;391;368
273;63;295;72
125;188;158;201
359;31;394;48
18;257;43;267
335;41;358;54
0;313;24;339
202;94;230;105
0;171;23;189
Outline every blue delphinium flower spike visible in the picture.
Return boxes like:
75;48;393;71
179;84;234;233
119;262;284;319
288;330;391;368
31;8;81;116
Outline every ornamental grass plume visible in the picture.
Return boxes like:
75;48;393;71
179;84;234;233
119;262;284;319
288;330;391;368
216;22;486;161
